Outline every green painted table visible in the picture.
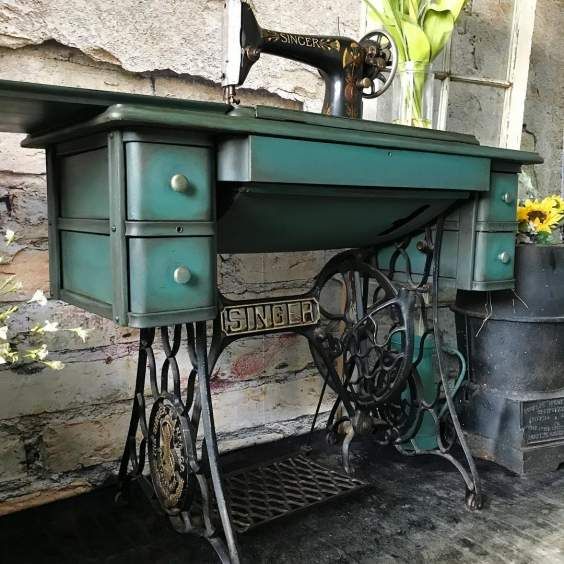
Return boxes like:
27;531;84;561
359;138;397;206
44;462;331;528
0;80;541;328
0;80;542;564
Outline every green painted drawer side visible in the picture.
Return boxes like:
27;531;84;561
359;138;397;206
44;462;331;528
218;136;490;191
126;142;213;221
473;232;515;282
129;237;215;314
59;147;109;219
477;173;517;222
60;231;112;303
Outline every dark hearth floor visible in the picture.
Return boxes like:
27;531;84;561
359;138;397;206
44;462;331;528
1;434;564;564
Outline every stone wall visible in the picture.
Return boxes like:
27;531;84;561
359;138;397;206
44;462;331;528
0;0;562;513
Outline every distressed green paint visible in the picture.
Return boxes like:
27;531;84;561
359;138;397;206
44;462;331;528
251;106;480;145
473;232;515;282
0;81;542;325
128;237;215;315
19;100;541;170
218;136;490;191
0;79;228;134
59;147;109;219
126;142;213;221
60;231;112;304
477;173;518;223
46;148;61;300
217;185;461;253
108;130;129;325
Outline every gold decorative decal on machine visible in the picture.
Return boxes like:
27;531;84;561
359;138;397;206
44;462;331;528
262;29;340;51
221;297;320;336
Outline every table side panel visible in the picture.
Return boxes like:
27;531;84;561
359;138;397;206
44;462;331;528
60;230;112;304
59;147;109;219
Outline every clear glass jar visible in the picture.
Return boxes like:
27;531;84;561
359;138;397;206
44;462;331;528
392;61;434;128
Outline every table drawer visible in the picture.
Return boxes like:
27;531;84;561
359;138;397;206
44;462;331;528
128;236;215;316
126;142;213;221
477;173;517;223
473;232;515;282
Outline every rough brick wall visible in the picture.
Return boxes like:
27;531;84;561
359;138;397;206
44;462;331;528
0;0;561;513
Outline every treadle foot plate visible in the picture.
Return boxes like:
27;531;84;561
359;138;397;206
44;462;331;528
224;454;368;533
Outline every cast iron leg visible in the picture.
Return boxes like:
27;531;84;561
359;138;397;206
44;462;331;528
116;324;241;563
195;321;241;564
117;327;155;498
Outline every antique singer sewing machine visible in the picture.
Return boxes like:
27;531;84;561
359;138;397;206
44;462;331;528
0;1;541;562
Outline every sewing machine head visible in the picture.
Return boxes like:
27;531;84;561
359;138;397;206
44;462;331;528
222;0;397;118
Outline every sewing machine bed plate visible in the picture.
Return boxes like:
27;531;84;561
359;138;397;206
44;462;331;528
0;80;542;327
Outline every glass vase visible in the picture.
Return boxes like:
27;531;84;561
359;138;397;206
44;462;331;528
392;61;434;128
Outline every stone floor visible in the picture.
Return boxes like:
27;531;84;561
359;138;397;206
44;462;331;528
1;434;564;564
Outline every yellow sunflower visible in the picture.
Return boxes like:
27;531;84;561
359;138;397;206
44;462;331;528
546;195;564;211
517;198;564;234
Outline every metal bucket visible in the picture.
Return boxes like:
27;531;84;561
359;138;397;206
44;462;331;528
453;244;564;474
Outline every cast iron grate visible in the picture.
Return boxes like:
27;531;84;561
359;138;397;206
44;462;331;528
224;454;368;533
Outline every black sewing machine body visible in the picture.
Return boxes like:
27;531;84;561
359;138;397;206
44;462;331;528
222;0;396;117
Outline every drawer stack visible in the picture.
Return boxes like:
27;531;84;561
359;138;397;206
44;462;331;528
374;171;519;292
455;171;518;291
49;130;217;327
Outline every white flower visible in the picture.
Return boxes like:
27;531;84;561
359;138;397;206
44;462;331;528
36;344;48;360
68;327;91;343
42;320;59;333
42;360;64;370
0;342;17;364
4;229;15;245
28;289;48;306
0;326;7;340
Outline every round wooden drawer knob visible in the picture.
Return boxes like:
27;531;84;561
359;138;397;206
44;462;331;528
173;266;192;284
501;192;514;204
497;251;512;264
170;174;190;193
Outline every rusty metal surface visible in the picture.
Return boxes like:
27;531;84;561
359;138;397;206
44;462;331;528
224;454;367;533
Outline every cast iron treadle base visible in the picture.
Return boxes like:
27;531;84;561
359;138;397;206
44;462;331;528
223;454;368;533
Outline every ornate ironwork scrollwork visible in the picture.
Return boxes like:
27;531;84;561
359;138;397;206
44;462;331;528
306;223;482;509
117;323;240;564
117;218;482;564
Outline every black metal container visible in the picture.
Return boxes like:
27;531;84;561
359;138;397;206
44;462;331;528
454;244;564;474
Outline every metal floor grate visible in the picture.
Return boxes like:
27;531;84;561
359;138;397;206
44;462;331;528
224;454;368;533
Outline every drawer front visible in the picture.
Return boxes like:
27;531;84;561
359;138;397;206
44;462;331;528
477;173;517;223
126;142;213;221
218;136;490;191
60;147;109;219
128;237;215;315
473;232;515;282
60;231;112;303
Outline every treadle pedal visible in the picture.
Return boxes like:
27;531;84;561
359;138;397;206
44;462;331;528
223;454;369;533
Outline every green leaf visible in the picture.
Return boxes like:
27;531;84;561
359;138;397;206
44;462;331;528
426;0;466;21
401;17;431;62
422;8;454;60
406;0;420;23
365;1;408;61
